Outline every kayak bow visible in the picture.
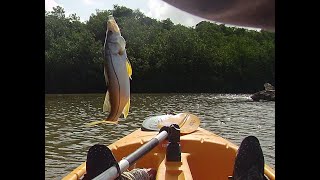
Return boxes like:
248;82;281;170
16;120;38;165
62;127;275;180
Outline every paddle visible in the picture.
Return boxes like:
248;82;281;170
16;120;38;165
141;112;201;134
92;127;170;180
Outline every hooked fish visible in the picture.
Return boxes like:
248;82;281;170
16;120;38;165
87;16;132;126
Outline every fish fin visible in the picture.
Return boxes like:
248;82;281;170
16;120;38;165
103;91;111;112
104;65;109;85
118;36;126;55
122;98;130;118
126;58;132;79
85;120;118;127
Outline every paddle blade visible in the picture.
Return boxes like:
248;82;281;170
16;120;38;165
179;113;201;134
142;113;200;134
142;115;173;131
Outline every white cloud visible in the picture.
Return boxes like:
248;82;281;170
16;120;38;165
45;0;77;19
45;0;62;11
146;0;208;27
146;0;168;20
83;0;97;5
82;0;104;6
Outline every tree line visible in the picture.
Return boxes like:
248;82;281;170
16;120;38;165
45;5;275;93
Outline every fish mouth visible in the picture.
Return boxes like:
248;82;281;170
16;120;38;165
107;16;120;33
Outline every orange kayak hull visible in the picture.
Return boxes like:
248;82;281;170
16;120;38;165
62;127;275;180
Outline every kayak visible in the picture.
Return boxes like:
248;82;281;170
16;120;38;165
62;127;275;180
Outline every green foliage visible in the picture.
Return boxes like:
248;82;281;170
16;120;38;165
45;5;275;93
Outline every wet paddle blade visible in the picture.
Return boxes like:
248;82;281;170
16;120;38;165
141;113;200;134
141;114;173;131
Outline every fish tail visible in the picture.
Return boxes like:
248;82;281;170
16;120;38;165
103;91;111;112
126;58;132;79
85;119;118;127
123;98;130;118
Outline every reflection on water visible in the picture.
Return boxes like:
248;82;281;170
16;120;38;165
45;93;275;179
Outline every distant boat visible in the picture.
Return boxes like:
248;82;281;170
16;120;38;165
251;83;275;101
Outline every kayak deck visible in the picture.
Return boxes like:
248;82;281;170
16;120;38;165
62;127;275;180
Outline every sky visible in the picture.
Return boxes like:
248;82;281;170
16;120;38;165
45;0;211;27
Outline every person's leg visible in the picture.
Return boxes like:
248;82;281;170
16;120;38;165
82;144;117;180
232;136;265;180
82;144;156;180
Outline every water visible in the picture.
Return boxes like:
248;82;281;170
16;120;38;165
45;93;275;179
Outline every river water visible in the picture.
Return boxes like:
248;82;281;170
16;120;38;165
45;93;275;179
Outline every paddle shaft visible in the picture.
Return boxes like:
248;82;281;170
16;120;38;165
93;130;168;180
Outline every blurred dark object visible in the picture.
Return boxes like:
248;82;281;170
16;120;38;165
163;0;275;31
